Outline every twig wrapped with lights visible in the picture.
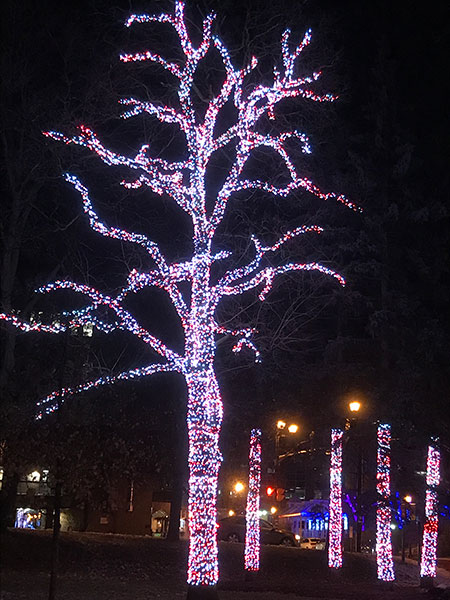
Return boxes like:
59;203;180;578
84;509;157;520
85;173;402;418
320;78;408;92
420;441;440;580
376;424;395;582
245;429;262;572
328;428;343;568
0;2;357;595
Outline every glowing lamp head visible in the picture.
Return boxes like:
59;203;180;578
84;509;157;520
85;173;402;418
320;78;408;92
277;420;286;430
234;481;245;493
228;509;235;517
288;424;299;434
270;506;277;514
349;401;361;413
404;495;412;504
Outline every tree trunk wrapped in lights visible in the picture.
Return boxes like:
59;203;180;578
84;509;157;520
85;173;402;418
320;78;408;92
420;441;440;584
0;2;357;596
245;429;262;573
328;428;343;569
376;424;395;582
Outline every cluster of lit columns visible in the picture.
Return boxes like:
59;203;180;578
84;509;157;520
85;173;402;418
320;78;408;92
238;416;439;591
326;418;442;590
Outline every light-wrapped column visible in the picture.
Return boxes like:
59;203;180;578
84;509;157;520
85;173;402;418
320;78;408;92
245;429;262;572
328;428;343;568
420;442;440;579
376;423;395;581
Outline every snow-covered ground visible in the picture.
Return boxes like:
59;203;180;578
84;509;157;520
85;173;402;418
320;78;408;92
2;530;449;600
394;556;450;588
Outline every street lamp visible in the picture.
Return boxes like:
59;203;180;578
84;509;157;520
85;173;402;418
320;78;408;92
234;481;245;494
288;424;299;434
277;420;286;430
349;401;361;413
404;495;412;504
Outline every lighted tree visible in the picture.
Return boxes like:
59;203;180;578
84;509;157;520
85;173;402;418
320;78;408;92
0;3;356;597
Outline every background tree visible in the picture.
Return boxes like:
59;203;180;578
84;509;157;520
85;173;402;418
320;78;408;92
0;0;123;528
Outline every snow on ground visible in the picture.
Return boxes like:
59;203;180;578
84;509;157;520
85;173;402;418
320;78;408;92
2;530;450;600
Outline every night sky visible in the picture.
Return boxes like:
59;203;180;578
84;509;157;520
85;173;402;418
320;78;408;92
1;0;450;479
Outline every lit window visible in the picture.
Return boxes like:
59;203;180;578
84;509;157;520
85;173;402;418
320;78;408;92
343;514;348;530
83;323;93;337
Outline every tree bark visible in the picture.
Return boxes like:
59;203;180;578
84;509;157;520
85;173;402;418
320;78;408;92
166;482;183;542
0;471;19;531
48;478;62;600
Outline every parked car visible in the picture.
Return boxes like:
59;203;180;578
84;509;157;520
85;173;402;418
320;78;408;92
299;537;326;550
218;516;298;546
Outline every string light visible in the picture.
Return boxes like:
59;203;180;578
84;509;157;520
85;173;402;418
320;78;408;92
376;424;395;582
245;429;262;572
420;441;440;579
0;1;357;591
328;428;343;569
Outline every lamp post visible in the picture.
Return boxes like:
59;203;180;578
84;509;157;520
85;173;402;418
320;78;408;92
274;420;299;507
346;399;363;553
230;481;245;515
275;420;286;466
275;420;299;466
401;495;413;563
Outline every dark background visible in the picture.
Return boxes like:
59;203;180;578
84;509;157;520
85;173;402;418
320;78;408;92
1;0;450;501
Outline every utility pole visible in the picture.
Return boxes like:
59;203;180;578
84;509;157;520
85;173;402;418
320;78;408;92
346;399;363;553
356;443;362;553
48;325;69;600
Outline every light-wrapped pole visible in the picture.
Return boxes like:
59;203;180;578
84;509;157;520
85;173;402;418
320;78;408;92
376;423;395;582
420;441;440;583
245;429;262;572
328;428;343;568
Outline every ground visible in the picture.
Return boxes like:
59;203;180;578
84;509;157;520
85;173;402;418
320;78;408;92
1;529;450;599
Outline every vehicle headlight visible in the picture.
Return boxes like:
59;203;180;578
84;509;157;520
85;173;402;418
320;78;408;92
295;534;300;540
